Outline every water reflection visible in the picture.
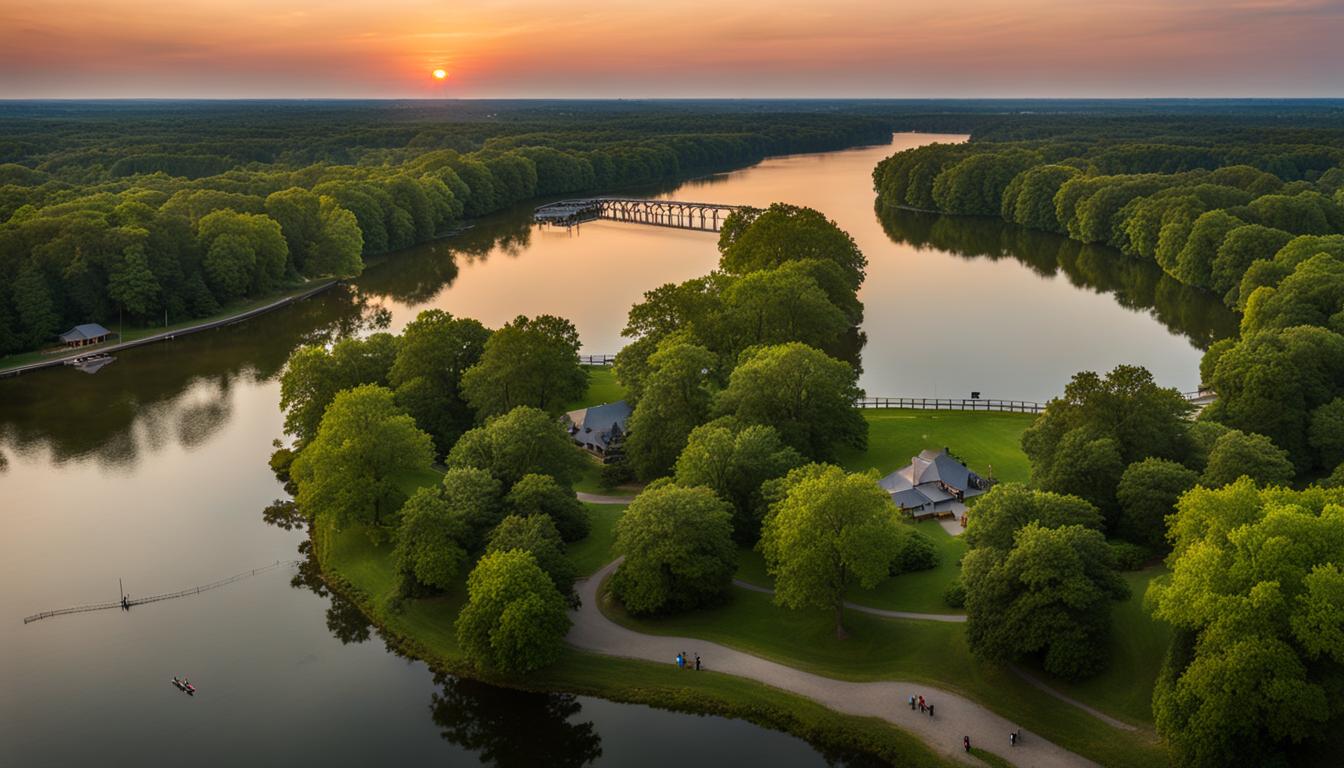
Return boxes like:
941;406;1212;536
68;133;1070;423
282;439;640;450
431;675;603;768
289;541;375;646
877;206;1239;349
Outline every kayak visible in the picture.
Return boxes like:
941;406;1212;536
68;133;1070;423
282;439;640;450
171;677;196;694
171;677;185;691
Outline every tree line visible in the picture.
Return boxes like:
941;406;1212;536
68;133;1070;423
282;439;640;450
0;103;896;356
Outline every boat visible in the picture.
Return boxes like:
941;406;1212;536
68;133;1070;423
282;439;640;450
171;676;196;694
171;677;186;691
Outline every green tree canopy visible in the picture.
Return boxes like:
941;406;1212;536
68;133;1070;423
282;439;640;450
389;309;490;457
291;384;433;529
486;514;576;599
446;406;585;490
758;464;906;637
393;486;470;595
455;549;571;673
718;203;866;289
1149;480;1344;767
279;332;400;442
963;522;1129;678
504;473;589;543
963;482;1105;552
461;314;587;418
610;483;736;615
1115;458;1200;550
438;467;505;551
714;342;865;461
1201;429;1295;488
624;338;717;480
674;421;802;544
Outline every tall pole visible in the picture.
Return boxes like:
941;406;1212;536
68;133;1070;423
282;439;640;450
119;577;123;601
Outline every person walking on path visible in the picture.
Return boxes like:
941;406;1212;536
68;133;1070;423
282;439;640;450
694;654;701;671
963;736;971;753
918;695;926;713
676;653;683;669
908;695;916;710
928;703;934;718
1010;730;1017;746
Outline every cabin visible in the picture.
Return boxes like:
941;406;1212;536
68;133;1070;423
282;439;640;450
564;400;631;462
59;323;113;348
879;448;989;520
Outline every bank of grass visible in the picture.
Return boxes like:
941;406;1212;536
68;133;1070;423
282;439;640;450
318;516;958;768
566;366;628;412
841;410;1035;483
600;581;1166;768
567;503;626;576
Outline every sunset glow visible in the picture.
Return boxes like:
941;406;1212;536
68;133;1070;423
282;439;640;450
433;69;447;80
1;0;1342;97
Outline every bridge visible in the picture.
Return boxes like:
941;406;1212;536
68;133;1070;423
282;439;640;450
534;198;748;232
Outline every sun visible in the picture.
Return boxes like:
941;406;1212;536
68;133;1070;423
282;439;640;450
432;69;447;80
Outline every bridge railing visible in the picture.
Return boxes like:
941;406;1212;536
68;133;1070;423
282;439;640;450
579;354;616;366
854;397;1046;414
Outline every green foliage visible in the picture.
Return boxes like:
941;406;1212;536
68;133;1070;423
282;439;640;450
674;421;803;544
393;487;470;595
891;529;939;575
624;338;717;480
963;522;1129;678
942;578;966;609
759;464;906;636
1022;365;1192;519
291;384;434;529
1115;458;1200;550
106;245;160;318
461;314;587;418
279;332;400;442
963;483;1105;552
437;467;505;551
446;406;585;489
485;514;576;599
504;473;590;543
455;549;571;673
718;203;866;289
1200;429;1295;488
1309;398;1344;471
389;309;490;457
1149;480;1344;767
610;483;736;615
714;342;866;462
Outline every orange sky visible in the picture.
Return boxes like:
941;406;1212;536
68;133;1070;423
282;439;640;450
1;0;1341;97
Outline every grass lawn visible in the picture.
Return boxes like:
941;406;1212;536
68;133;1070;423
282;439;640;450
839;410;1035;484
601;582;1165;768
565;366;628;412
567;503;626;576
735;520;967;614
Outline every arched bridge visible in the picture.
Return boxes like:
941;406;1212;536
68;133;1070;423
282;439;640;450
534;197;748;232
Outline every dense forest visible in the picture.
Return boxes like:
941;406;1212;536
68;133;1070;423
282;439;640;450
0;101;904;357
873;117;1344;478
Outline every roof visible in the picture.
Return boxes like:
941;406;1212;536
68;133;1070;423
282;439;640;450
889;487;934;510
59;323;112;343
565;400;631;451
879;447;985;505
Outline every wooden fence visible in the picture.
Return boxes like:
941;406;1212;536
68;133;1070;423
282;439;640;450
854;397;1046;414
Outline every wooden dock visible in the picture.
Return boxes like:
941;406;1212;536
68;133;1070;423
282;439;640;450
535;197;748;232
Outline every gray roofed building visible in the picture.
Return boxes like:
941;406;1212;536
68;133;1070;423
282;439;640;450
879;448;988;520
59;323;113;347
564;400;632;463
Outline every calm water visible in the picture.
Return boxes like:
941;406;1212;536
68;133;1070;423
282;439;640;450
0;133;1234;766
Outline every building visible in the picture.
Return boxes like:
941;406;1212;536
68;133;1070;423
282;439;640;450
564;400;631;462
58;323;113;348
879;448;989;520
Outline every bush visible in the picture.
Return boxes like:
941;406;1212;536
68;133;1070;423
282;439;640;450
599;459;635;488
891;529;939;574
1107;540;1153;571
943;579;966;609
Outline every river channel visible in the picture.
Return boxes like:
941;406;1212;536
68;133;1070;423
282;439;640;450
0;133;1235;766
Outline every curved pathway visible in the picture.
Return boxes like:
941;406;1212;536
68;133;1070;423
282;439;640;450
576;491;637;505
567;559;1098;768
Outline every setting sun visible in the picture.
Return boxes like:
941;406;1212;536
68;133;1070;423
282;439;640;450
432;69;447;80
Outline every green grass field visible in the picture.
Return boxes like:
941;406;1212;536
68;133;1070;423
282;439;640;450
840;410;1036;484
567;503;626;576
565;366;628;412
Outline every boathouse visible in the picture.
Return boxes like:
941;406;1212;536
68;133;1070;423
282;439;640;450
879;448;989;520
564;400;631;462
59;323;112;348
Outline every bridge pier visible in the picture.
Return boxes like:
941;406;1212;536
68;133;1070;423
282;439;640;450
534;197;747;232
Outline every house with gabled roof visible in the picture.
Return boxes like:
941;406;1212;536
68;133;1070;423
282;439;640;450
59;323;112;348
564;400;631;463
879;448;989;520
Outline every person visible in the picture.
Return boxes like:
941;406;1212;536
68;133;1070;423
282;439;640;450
676;653;683;669
1015;728;1023;745
1010;730;1017;746
918;695;925;713
927;703;934;718
694;654;701;671
908;695;916;710
963;736;971;753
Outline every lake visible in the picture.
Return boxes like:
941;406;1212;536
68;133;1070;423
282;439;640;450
0;133;1234;766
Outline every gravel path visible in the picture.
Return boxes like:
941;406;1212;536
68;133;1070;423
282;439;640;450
568;559;1098;768
575;491;637;505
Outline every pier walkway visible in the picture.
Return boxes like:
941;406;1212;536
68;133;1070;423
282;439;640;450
535;198;746;232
